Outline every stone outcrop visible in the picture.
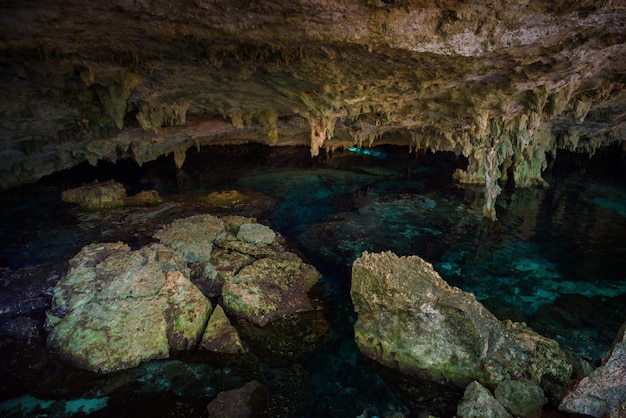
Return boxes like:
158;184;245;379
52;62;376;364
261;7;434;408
457;381;513;418
46;242;212;373
61;180;126;209
200;304;245;354
2;1;625;218
559;322;626;417
154;214;226;263
46;214;324;372
61;180;163;209
222;257;320;327
350;251;572;393
155;214;328;363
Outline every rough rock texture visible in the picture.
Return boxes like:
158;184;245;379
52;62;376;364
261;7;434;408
457;381;513;418
1;1;625;217
154;214;226;263
61;180;163;209
206;380;267;418
222;257;321;327
61;180;126;209
46;242;212;373
154;214;328;363
200;304;245;354
494;379;547;418
559;322;626;417
350;251;572;391
236;223;276;245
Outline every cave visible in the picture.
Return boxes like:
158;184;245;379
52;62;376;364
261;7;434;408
1;1;625;417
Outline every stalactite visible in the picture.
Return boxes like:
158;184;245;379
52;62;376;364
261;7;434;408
257;108;279;145
174;145;187;169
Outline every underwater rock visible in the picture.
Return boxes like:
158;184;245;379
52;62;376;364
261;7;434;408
154;214;226;263
222;257;320;327
46;242;212;373
351;251;572;394
457;381;512;418
200;304;245;354
494;379;546;418
206;380;267;418
234;309;329;366
0;316;41;345
61;180;126;209
559;321;626;417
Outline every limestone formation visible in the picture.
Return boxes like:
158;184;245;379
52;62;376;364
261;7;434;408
2;1;625;218
350;251;572;393
206;380;267;418
61;180;126;209
46;242;212;373
205;190;248;208
236;223;276;246
152;213;327;363
62;181;163;209
154;214;226;263
222;257;321;327
200;304;245;354
457;381;513;418
559;322;626;417
494;379;547;418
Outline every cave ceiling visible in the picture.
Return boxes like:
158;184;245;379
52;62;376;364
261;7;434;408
1;0;626;214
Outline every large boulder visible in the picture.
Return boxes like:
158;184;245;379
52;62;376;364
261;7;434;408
559;322;626;417
154;214;328;364
351;251;572;392
61;180;126;209
46;242;212;373
154;214;226;263
222;257;320;327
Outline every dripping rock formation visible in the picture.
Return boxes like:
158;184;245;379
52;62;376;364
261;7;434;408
1;0;626;217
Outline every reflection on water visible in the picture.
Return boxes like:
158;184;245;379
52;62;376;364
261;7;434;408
0;145;625;417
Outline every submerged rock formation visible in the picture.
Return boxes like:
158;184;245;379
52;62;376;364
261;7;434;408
2;1;626;217
46;213;326;373
350;251;572;396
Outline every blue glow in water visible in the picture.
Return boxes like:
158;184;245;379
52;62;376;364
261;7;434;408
347;146;387;158
0;395;108;417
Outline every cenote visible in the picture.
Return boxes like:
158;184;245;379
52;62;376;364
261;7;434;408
1;144;625;417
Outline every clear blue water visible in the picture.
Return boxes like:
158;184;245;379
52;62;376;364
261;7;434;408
0;144;625;417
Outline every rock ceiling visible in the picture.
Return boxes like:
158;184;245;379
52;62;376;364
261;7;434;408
1;0;625;216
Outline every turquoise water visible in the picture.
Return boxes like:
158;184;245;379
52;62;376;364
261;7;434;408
0;145;625;417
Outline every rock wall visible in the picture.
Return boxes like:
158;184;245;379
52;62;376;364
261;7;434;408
1;0;626;217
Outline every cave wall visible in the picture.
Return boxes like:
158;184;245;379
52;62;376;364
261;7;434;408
1;0;625;217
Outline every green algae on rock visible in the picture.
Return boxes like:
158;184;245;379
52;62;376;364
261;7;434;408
46;242;212;373
350;251;572;393
61;180;126;210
